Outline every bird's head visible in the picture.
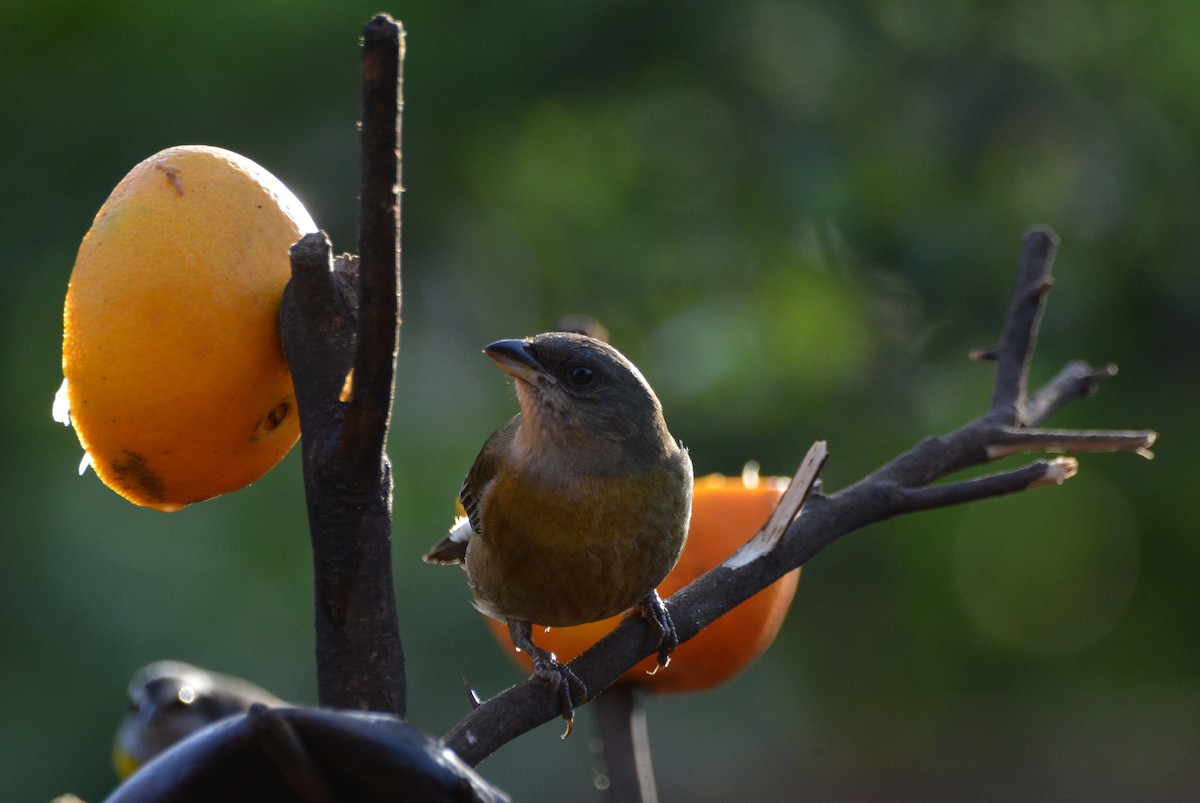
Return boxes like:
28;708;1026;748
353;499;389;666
484;332;675;470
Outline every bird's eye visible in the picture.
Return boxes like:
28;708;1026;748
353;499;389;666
568;365;595;387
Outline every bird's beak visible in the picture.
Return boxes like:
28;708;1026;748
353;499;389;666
483;339;555;386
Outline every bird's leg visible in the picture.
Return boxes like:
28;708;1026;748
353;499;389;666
636;589;678;672
507;618;587;737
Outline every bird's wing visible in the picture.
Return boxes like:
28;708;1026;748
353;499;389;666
422;416;519;565
460;415;519;535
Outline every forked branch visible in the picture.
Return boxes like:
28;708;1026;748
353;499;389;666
279;15;406;717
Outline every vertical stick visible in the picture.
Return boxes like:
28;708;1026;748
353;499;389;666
344;14;404;472
594;686;658;803
281;14;407;717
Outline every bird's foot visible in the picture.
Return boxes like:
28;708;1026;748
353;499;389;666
507;619;587;737
637;589;678;673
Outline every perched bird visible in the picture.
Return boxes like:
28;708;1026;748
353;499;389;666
425;332;693;729
112;660;285;779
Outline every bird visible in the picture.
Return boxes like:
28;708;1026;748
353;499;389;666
424;332;693;731
112;660;285;779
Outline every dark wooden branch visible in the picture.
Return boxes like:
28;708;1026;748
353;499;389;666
279;15;406;717
891;457;1077;511
984;427;1155;459
441;227;1157;766
1025;361;1119;426
977;225;1057;424
342;14;404;484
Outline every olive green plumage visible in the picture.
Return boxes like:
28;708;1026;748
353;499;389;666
424;332;693;722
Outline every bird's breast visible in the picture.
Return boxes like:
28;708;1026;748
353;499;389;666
464;460;691;627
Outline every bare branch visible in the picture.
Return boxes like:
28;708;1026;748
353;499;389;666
725;441;827;570
340;15;404;484
890;457;1078;512
1025;361;1119;425
988;227;1058;424
279;15;406;717
985;427;1157;459
440;225;1157;766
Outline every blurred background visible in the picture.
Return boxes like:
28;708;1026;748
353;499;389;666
2;1;1195;800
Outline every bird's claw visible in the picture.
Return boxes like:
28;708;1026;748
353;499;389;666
638;590;678;671
507;618;588;737
528;650;587;738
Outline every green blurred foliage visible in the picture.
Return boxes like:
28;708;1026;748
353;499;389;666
1;1;1195;800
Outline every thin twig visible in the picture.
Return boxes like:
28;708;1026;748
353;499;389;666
984;427;1156;459
725;441;827;569
989;227;1058;423
1025;361;1119;425
891;457;1078;512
